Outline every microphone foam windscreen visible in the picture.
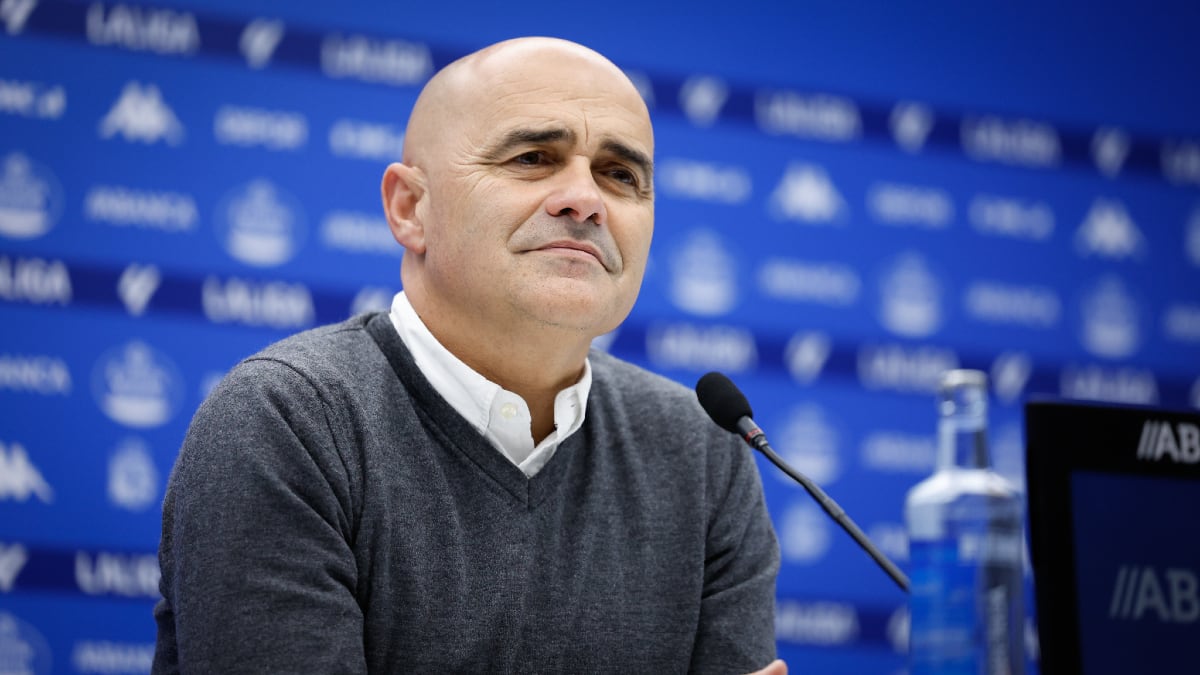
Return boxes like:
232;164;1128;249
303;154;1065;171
695;371;753;434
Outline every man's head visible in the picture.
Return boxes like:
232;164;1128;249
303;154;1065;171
381;37;654;349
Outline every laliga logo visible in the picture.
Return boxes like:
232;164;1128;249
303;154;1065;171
890;101;934;153
1092;127;1131;178
877;252;943;338
668;229;737;316
0;152;62;240
216;179;305;267
239;18;285;69
678;75;728;128
91;341;182;428
1079;275;1140;359
108;437;159;511
0;611;52;675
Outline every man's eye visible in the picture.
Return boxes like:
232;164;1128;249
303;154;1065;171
608;168;637;186
513;151;545;165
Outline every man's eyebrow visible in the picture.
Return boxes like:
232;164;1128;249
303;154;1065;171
482;127;575;161
601;139;654;182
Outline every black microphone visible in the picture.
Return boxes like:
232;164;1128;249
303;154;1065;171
696;371;910;593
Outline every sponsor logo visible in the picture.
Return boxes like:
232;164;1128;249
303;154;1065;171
320;34;432;86
202;275;315;329
784;331;831;385
216;179;305;267
84;185;198;232
213;105;307;151
1108;566;1198;623
1075;198;1144;260
669;229;737;316
757;258;859;306
887;606;910;653
961;115;1061;167
75;551;160;599
0;152;63;239
867;182;953;229
778;501;831;564
775;404;841;485
890;101;934;153
623;69;655;108
98;82;184;145
877;252;943;338
108;437;158;511
319;211;398;256
963;281;1060;328
858;343;959;394
1060;364;1158;406
990;351;1033;404
1162;140;1200;186
0;440;53;503
646;322;757;373
0;611;52;675
1187;207;1200;267
769;163;846;224
0;256;71;305
0;353;70;394
328;118;405;161
755;90;861;141
72;641;155;674
1092;127;1130;177
775;600;859;646
350;286;393;315
0;542;27;591
1079;276;1141;358
1164;304;1200;343
868;522;910;563
861;432;936;473
240;18;284;69
657;159;751;204
117;263;159;316
0;0;37;35
1137;420;1199;463
86;2;198;54
679;75;728;127
968;193;1055;241
92;341;182;428
0;79;66;119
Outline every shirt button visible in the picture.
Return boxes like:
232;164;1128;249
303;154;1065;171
500;402;518;419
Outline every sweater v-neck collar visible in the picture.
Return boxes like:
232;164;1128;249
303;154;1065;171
363;312;581;508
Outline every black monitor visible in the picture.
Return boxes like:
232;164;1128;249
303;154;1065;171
1024;399;1200;675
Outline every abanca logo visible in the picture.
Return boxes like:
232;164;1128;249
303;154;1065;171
0;152;62;240
1136;420;1200;464
216;179;305;267
91;340;182;428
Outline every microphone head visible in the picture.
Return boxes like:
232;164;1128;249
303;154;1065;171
695;371;754;434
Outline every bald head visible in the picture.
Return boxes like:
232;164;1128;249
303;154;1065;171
403;37;651;169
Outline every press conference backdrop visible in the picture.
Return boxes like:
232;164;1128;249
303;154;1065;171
1;0;1198;672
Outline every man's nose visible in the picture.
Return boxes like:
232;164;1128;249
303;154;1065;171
545;157;607;226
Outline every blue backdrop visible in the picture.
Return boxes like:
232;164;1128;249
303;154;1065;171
2;1;1198;672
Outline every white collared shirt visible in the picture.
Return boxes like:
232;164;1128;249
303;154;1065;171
388;291;591;478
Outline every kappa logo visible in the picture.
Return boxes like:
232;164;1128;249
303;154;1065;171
669;229;737;316
878;252;942;338
92;340;182;428
1079;275;1140;358
0;440;52;503
117;264;159;316
784;331;831;385
0;0;37;35
217;179;305;267
108;437;159;511
777;404;841;485
0;152;62;240
890;101;934;153
240;18;285;69
0;543;27;591
679;75;728;127
98;81;184;145
769;163;846;224
1136;420;1200;464
1092;127;1131;177
1075;198;1145;260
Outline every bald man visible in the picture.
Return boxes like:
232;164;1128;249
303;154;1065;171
154;38;782;674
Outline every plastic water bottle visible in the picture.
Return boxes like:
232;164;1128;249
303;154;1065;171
905;370;1025;674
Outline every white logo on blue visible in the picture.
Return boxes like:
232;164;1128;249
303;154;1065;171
217;179;305;267
240;18;285;69
108;437;159;511
770;163;846;224
1079;275;1140;358
669;229;737;316
785;331;831;385
1075;198;1144;260
777;404;841;485
0;440;53;503
92;341;182;428
780;501;831;564
679;75;728;127
1092;127;1130;177
0;153;62;240
0;612;51;675
890;102;934;153
878;252;942;338
98;82;184;145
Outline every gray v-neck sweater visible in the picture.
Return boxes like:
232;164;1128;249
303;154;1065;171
154;313;779;673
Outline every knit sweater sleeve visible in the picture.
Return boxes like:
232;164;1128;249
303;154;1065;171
153;356;365;674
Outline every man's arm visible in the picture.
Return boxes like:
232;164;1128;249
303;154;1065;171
153;358;366;673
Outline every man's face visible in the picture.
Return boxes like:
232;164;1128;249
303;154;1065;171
415;44;655;338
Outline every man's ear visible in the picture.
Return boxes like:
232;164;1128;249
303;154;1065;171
381;163;427;254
